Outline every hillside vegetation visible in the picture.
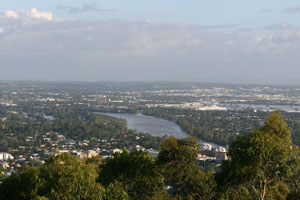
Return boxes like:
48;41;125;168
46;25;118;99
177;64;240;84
1;112;300;200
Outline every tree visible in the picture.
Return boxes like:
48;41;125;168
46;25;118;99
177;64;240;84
0;153;105;200
0;166;6;182
156;136;216;200
0;166;40;200
216;111;300;200
103;181;130;200
98;150;166;200
38;153;104;200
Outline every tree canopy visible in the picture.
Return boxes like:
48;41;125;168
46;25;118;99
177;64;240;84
216;111;300;200
98;150;166;200
0;153;104;200
157;136;216;200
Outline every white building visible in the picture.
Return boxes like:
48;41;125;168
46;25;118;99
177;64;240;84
0;153;14;161
200;143;212;151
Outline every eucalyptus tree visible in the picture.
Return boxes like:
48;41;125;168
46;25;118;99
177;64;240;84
216;112;300;200
156;136;216;200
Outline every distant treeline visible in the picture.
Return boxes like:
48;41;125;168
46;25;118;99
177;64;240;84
142;107;300;146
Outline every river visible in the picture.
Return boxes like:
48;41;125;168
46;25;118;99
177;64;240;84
97;112;219;148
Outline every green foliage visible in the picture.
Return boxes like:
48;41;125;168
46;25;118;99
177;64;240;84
98;150;166;200
0;166;40;200
156;137;199;188
0;166;6;182
0;153;105;200
103;181;130;200
38;153;104;200
216;111;300;200
85;155;103;166
157;136;216;200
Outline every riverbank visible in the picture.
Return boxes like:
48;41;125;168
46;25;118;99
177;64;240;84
96;112;220;148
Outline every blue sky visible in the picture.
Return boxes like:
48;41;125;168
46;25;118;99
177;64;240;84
2;0;300;27
1;1;300;84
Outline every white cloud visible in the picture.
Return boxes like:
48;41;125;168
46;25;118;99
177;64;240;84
27;8;53;21
0;8;53;24
1;8;300;84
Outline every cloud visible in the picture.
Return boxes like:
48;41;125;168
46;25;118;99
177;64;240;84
56;3;114;14
261;9;273;13
283;6;300;14
1;8;300;84
28;8;53;21
0;8;53;25
263;23;292;30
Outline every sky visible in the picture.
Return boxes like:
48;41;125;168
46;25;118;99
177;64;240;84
1;1;300;85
